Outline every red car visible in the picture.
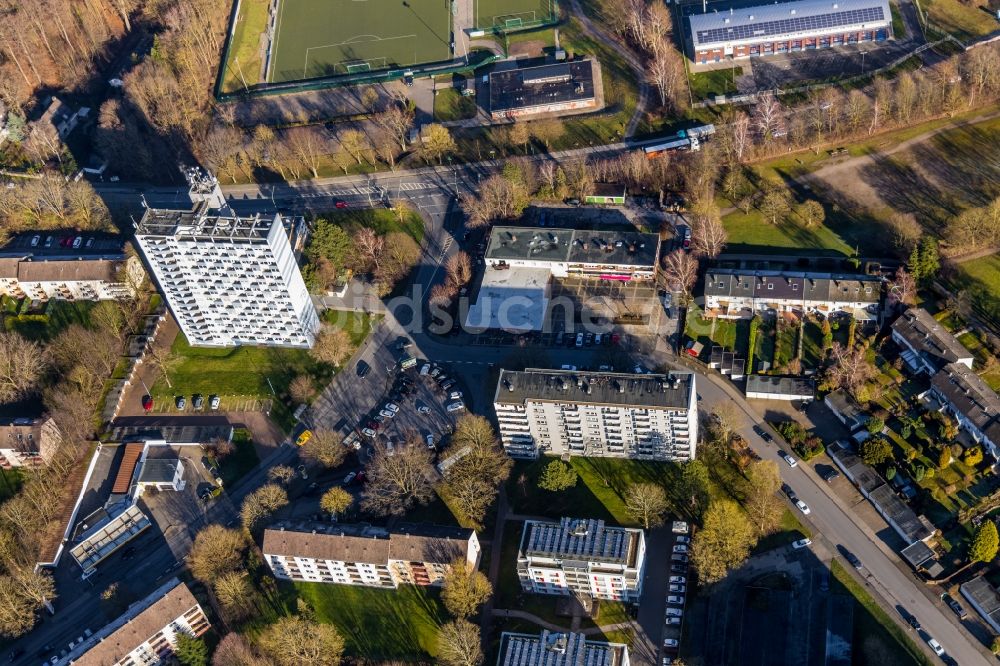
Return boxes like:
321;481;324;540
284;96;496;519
141;395;153;412
334;200;348;209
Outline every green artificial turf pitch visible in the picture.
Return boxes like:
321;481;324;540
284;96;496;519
269;0;452;82
474;0;556;29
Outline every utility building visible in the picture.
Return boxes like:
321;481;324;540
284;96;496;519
688;0;892;64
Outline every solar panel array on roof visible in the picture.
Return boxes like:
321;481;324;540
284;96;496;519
696;6;883;43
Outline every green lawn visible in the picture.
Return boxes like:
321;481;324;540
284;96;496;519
326;207;425;243
4;300;97;341
801;319;826;368
774;323;799;369
946;254;1000;335
710;318;738;351
216;429;260;487
434;88;478;122
321;310;382;347
295;581;447;660
753;509;810;553
830;560;933;666
889;1;906;37
507;457;689;525
721;208;856;257
922;0;998;41
689;67;740;100
220;0;269;93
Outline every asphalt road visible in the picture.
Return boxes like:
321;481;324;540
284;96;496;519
681;364;992;666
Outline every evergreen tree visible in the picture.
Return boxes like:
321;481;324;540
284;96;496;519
970;521;999;563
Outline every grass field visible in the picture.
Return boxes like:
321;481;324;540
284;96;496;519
269;0;452;83
3;300;97;342
221;0;270;93
434;88;478;122
947;254;1000;333
689;67;740;100
475;0;557;30
295;582;446;660
922;0;999;41
721;208;857;256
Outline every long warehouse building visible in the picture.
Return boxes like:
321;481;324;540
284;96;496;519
688;0;892;64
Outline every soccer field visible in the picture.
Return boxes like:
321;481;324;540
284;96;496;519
268;0;453;83
474;0;556;30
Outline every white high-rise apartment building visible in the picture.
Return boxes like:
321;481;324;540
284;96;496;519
134;171;319;348
494;368;698;460
517;517;646;602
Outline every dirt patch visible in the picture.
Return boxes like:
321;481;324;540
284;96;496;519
508;40;547;58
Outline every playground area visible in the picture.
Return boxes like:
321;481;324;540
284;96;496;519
268;0;453;82
474;0;557;30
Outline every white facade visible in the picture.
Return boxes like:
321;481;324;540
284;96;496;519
262;522;481;589
0;254;144;303
494;369;697;461
517;518;645;602
136;208;320;348
704;269;881;320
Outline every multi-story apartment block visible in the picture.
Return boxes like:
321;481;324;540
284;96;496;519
262;521;480;588
499;630;631;666
0;417;61;467
517;517;645;602
494;368;697;460
134;173;319;348
891;308;973;375
56;578;209;665
930;362;1000;459
0;234;144;302
704;269;881;320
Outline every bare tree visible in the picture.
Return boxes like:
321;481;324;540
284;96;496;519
823;342;876;401
299;428;348;469
439;415;512;525
373;104;415;150
759;188;791;225
240;484;289;531
361;439;435;516
423;124;456;164
353;227;385;274
889;266;916;307
214;572;254;620
310;324;351;366
375;232;420;293
212;634;272;666
0;332;46;403
796;200;825;228
258;616;345;666
624;483;669;528
289;375;316;403
690;209;728;258
267;465;296;485
287;127;329;178
744;460;784;536
188;525;249;584
441;559;492;618
437;619;483;666
661;250;699;304
445;251;473;289
709;402;742;444
752;95;784;140
648;45;686;113
459;174;529;228
339;129;369;165
0;575;36;638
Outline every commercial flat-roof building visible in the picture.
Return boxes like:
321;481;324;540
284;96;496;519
55;578;209;665
262;521;480;588
487;226;659;280
930;362;1000;459
688;0;892;64
517;517;645;601
70;504;152;575
135;172;319;348
704;269;881;320
494;368;697;460
489;60;598;120
464;265;551;332
499;630;631;666
745;375;815;401
892;308;973;375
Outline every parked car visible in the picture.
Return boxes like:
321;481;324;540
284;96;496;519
295;429;313;446
209;394;220;410
142;395;153;411
673;544;688;553
926;638;944;657
781;452;798;467
448;391;463;401
665;616;681;626
447;401;466;412
384;402;400;413
379;409;395;419
792;538;812;549
430;367;442;378
675;535;690;544
670;564;687;574
30;235;40;247
669;584;686;593
822;468;841;483
783;484;798;501
845;551;862;569
575;333;584;347
420;363;431;375
356;361;371;378
342;472;357;485
441;380;456;391
72;236;82;248
667;595;684;605
795;500;810;515
426;434;435;449
672;521;689;534
594;334;602;346
941;593;968;619
663;638;679;649
192;394;204;410
417;405;431;414
671;553;688;563
753;425;773;442
669;575;686;584
665;607;683;617
175;396;186;410
334;199;348;209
